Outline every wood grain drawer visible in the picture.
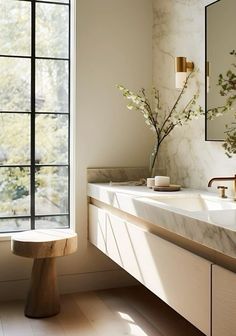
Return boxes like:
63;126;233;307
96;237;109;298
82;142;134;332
89;204;211;335
212;265;236;336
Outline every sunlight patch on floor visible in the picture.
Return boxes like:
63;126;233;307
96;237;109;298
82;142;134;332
117;311;149;336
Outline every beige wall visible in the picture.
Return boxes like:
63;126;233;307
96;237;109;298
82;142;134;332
152;0;236;194
0;0;153;300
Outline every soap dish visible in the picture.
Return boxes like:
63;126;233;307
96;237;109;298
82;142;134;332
153;184;181;192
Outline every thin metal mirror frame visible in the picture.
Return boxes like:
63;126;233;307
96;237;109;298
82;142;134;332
205;0;222;142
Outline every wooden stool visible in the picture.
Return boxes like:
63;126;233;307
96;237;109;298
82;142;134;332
11;229;77;318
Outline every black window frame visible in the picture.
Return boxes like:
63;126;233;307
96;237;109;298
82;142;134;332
0;0;71;233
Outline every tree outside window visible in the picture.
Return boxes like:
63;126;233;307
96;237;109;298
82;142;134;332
0;0;70;232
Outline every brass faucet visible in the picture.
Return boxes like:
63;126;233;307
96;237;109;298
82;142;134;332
208;175;236;201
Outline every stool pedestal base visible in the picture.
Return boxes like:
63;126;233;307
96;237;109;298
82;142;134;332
25;258;60;318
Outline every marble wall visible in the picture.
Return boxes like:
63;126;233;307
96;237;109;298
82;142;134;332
152;0;236;194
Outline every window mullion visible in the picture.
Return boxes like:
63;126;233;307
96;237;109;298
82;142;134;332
68;1;71;230
30;0;36;230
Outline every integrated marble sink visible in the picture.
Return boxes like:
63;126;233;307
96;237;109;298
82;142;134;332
144;194;236;212
88;182;236;259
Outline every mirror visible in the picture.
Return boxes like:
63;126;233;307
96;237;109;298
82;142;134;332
205;0;236;141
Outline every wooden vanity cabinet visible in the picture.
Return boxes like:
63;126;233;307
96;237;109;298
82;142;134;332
89;204;211;336
212;265;236;336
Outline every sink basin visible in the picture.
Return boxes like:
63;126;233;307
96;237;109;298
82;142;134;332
144;194;236;212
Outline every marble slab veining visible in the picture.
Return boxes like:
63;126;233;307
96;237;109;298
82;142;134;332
87;167;167;183
88;183;236;259
87;167;149;183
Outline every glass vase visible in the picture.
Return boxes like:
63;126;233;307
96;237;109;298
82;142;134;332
149;140;159;178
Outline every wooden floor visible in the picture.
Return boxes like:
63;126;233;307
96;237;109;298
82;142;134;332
0;285;205;336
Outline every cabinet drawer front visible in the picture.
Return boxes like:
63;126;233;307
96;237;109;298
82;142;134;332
89;204;211;335
212;265;236;336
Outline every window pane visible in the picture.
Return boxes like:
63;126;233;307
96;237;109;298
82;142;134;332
0;58;31;112
0;114;30;165
36;59;69;113
36;3;69;58
0;168;30;217
0;1;31;56
36;114;68;165
35;216;68;229
0;218;30;233
35;166;68;215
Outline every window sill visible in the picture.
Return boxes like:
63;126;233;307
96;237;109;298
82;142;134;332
0;233;11;241
0;228;76;242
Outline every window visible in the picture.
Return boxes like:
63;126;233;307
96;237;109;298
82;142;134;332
0;0;71;232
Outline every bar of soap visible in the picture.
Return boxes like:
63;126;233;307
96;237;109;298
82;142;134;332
155;176;170;187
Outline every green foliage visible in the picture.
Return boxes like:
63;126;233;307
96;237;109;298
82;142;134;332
0;1;69;226
207;51;236;157
0;167;29;216
223;123;236;157
117;72;204;177
0;114;68;216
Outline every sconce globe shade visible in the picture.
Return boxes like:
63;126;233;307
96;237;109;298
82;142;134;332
175;72;187;89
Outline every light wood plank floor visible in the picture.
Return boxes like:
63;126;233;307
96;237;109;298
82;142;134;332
0;285;205;336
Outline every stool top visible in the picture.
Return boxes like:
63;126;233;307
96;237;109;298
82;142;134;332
11;229;77;259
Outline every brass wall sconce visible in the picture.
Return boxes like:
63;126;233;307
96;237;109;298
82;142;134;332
175;57;194;89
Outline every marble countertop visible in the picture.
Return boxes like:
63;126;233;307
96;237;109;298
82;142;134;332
87;183;236;259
